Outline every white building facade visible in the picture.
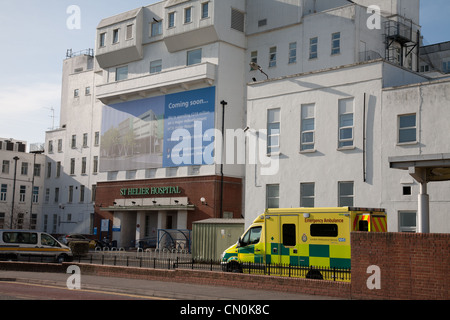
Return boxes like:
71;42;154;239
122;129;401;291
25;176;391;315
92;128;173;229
42;0;449;238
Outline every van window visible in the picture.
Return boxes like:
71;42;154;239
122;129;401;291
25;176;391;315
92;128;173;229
41;234;60;247
310;224;338;237
359;220;369;231
282;224;296;246
3;232;38;245
241;226;262;247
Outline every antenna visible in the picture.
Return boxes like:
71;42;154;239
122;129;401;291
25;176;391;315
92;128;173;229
44;107;55;130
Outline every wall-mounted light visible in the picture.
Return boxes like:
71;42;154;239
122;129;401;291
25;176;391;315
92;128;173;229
200;197;207;205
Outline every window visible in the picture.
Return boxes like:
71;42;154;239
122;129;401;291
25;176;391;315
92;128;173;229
331;32;341;55
151;21;162;36
79;185;85;203
81;157;87;174
267;108;280;154
266;184;279;208
113;28;120;44
47;162;51;178
398;114;416;144
83;133;88;147
269;46;277;68
403;186;412;196
250;51;258;67
187;48;202;66
32;186;39;203
301;104;315;151
116;66;128;81
70;158;75;175
443;61;450;73
309;37;318;59
231;8;245;32
99;33;106;47
2;232;38;245
21;162;28;176
74;89;79;97
93;156;99;174
19;185;26;202
240;226;262;247
52;215;57;234
34;164;41;177
54;188;59;203
282;224;296;246
68;186;74;203
150;59;162;73
168;12;175;28
91;185;97;202
94;132;100;146
85;87;91;95
71;134;77;148
184;7;192;23
311;224;338;237
56;162;61;178
289;42;297;64
126;170;136;180
45;188;50;203
58;139;63;152
48;140;54;153
399;211;417;233
126;24;133;40
1;184;7;201
300;183;315;208
2;160;9;174
258;19;267;27
338;181;354;207
201;2;209;19
338;98;354;148
0;213;4;229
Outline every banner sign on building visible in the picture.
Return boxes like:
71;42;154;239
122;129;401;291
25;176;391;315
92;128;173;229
100;87;216;172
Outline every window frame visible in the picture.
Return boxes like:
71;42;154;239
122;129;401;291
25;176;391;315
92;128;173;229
331;32;341;55
398;113;417;144
309;37;318;59
267;108;281;154
266;184;280;209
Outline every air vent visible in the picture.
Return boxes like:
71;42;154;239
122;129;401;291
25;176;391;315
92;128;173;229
231;8;245;32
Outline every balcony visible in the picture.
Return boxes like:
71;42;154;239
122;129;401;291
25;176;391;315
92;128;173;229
96;62;216;104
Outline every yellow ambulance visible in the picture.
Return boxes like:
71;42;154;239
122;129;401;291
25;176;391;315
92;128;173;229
221;207;386;279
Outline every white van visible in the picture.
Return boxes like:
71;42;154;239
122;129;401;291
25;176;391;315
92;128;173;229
0;230;73;263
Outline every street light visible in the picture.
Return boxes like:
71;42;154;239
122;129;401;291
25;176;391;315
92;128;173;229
10;156;19;229
249;62;269;80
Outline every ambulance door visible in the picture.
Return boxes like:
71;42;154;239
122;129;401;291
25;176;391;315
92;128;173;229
266;214;299;265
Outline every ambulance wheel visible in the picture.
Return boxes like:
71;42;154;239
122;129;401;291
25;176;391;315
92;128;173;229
227;262;242;273
306;269;323;280
56;254;69;264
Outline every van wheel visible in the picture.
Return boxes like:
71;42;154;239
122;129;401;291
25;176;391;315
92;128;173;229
306;269;323;280
227;262;242;273
56;254;68;264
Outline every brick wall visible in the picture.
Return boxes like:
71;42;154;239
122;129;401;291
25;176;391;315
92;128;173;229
351;232;450;300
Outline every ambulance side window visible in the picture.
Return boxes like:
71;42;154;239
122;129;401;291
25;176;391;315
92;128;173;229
240;226;262;247
282;224;296;246
310;224;338;237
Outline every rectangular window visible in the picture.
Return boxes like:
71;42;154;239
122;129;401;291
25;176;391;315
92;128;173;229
56;161;61;178
68;186;74;203
201;2;209;19
151;21;162;36
338;181;354;207
398;114;416;144
231;8;245;32
282;224;296;247
19;185;26;202
150;59;162;73
93;156;99;174
47;162;51;178
83;133;88;147
81;157;87;174
32;186;39;203
48;140;54;153
94;132;100;146
300;183;315;208
184;7;192;23
0;213;4;229
1;184;7;201
99;33;106;47
74;89;79;97
399;211;417;233
79;185;85;203
45;188;50;203
331;32;341;55
70;158;75;175
187;48;202;66
250;51;258;68
267;108;280;154
310;37;318;59
34;163;41;177
338;98;354;148
289;42;297;64
116;66;128;81
443;61;450;73
311;224;338;237
266;184;280;209
54;188;59;203
113;28;120;44
2;160;9;174
58;139;63;152
168;12;175;28
71;135;76;148
85;87;91;95
126;24;133;40
21;162;28;176
269;46;277;68
301;103;315;151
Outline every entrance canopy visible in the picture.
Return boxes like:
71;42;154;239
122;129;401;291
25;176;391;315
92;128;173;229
389;153;450;233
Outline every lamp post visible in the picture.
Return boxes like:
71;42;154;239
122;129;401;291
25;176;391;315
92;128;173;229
220;100;228;219
10;156;19;229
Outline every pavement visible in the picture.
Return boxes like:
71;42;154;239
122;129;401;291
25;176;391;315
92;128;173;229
0;270;342;300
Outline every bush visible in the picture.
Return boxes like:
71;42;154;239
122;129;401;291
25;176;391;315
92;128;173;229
69;241;90;257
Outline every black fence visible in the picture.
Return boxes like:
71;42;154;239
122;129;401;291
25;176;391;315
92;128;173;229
72;253;351;282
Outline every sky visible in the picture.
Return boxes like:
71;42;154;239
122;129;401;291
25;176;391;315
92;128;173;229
0;0;449;147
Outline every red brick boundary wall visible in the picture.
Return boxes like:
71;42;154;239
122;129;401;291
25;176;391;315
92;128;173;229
1;232;448;300
351;232;449;300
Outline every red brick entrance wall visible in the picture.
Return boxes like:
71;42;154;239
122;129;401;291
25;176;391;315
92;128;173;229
95;175;242;231
351;232;450;300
